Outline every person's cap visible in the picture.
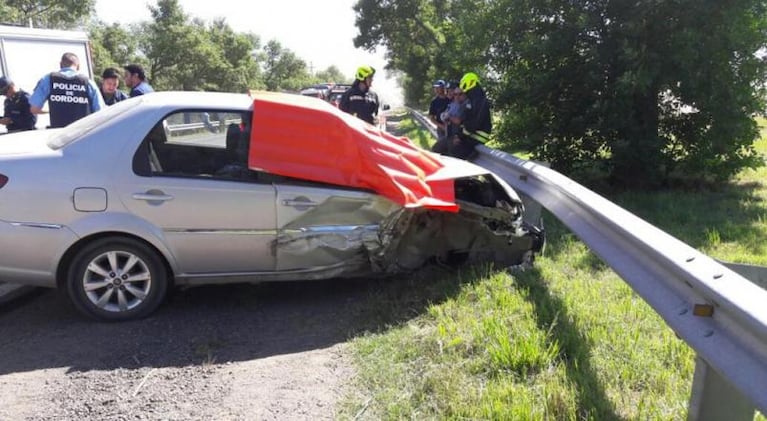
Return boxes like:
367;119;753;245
432;79;446;88
0;76;11;93
123;64;145;78
102;68;120;79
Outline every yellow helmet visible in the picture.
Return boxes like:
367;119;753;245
459;72;480;92
356;65;376;81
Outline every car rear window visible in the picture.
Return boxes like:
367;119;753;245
47;97;141;150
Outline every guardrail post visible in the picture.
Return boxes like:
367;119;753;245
688;357;754;421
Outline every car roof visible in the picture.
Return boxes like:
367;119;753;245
138;91;255;110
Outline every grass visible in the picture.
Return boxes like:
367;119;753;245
337;116;767;419
385;110;437;150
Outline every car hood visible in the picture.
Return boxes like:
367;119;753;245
248;93;460;211
0;130;57;157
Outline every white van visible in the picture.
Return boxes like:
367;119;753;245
0;24;94;131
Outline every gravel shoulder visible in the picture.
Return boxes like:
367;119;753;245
0;280;367;420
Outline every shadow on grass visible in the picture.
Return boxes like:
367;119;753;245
343;265;478;336
536;211;610;273
613;181;767;256
514;267;623;420
536;179;767;269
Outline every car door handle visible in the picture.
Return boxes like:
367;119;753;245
282;200;317;207
133;192;174;202
282;196;318;211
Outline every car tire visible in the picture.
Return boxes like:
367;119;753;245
66;237;168;322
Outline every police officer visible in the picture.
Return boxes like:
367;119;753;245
450;72;492;160
339;65;379;125
100;67;128;106
0;76;36;133
29;52;104;128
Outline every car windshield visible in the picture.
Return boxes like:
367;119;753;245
46;97;142;150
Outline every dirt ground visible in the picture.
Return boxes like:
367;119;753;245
0;280;374;420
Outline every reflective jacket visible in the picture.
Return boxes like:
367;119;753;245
461;85;492;143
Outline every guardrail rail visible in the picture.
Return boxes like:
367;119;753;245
409;108;767;420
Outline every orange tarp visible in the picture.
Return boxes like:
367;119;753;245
248;93;458;212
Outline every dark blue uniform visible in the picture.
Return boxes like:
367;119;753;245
339;82;379;125
103;90;128;106
48;72;91;128
452;86;492;160
3;90;36;132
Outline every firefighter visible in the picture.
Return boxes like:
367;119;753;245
450;72;492;160
339;65;379;125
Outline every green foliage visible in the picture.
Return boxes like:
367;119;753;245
315;66;348;84
353;0;445;105
489;0;767;189
262;39;311;92
0;0;94;28
87;0;321;93
88;22;142;79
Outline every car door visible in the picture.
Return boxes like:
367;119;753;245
119;111;277;275
273;181;400;271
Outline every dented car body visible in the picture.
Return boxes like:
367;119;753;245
0;91;543;321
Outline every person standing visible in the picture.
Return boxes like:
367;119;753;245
100;67;128;106
123;64;154;97
29;52;104;128
0;76;37;133
452;72;492;160
428;79;451;153
339;65;379;125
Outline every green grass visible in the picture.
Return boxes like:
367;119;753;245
337;117;767;419
386;110;434;150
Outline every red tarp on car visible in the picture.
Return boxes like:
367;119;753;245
248;93;458;212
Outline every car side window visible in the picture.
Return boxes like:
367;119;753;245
136;110;256;181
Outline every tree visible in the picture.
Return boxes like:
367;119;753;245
262;40;312;91
488;0;767;188
139;0;263;92
353;0;446;104
0;0;94;28
88;22;142;77
315;66;348;84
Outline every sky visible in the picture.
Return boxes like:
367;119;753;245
94;0;403;105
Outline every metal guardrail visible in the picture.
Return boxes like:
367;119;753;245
166;118;240;134
409;108;767;418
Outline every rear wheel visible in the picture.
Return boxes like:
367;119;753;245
66;237;168;321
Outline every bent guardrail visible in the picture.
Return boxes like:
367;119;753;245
409;108;767;418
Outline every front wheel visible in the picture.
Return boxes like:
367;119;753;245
66;237;168;321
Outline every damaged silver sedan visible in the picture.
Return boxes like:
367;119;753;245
0;91;543;321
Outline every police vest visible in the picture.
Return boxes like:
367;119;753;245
49;72;90;128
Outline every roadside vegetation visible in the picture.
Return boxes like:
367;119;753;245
338;119;767;419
